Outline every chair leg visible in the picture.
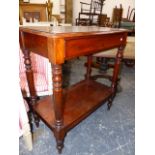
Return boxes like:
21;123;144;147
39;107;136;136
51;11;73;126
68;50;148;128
96;57;109;73
107;97;113;110
28;107;40;128
25;97;40;128
124;59;135;67
33;112;40;128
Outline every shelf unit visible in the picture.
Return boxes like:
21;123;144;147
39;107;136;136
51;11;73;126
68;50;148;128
33;79;112;131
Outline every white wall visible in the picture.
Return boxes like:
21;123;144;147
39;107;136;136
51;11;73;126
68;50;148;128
73;0;87;24
30;0;60;14
73;0;135;24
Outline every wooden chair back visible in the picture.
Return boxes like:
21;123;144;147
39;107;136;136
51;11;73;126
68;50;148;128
112;4;123;28
127;7;135;22
76;0;106;26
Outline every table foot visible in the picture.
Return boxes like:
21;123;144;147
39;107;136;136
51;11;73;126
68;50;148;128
56;139;64;154
54;130;65;154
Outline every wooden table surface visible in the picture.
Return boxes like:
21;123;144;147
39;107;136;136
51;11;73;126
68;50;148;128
19;26;128;64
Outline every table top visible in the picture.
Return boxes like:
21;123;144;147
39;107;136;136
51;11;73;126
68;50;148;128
20;22;72;27
19;26;128;38
19;26;128;64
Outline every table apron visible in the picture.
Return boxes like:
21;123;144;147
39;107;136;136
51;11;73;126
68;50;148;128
21;32;127;64
65;33;126;59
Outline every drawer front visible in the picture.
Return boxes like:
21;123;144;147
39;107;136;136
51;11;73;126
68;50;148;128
65;33;126;59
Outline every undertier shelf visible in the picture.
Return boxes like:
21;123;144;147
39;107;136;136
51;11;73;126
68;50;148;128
33;79;112;131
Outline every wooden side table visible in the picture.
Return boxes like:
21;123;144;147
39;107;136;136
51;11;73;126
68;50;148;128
19;26;128;153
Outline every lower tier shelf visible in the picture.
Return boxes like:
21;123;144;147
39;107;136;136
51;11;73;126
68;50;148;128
33;79;112;131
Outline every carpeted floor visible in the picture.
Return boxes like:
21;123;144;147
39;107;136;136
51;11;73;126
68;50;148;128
19;57;135;155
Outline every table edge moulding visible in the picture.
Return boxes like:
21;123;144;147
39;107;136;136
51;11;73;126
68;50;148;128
19;26;128;154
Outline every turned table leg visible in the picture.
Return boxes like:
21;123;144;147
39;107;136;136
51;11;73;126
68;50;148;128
108;45;125;110
20;31;40;127
23;49;40;127
52;64;65;153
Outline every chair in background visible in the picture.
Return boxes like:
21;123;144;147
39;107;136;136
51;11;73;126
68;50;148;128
76;0;106;26
111;4;123;28
122;6;135;22
90;36;135;92
91;4;135;78
98;14;112;27
111;4;135;32
93;36;135;68
120;6;135;36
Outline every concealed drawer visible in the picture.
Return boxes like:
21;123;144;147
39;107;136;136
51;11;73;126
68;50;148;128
65;33;126;59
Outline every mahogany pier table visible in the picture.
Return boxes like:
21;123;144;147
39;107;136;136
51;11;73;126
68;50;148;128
19;26;128;153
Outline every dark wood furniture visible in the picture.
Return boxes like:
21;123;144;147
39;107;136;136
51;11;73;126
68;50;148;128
98;14;112;27
121;6;135;36
112;4;123;28
76;0;106;25
111;5;135;35
19;26;128;153
65;0;73;23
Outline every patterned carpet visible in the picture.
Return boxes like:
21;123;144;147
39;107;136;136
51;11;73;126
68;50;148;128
19;57;135;155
